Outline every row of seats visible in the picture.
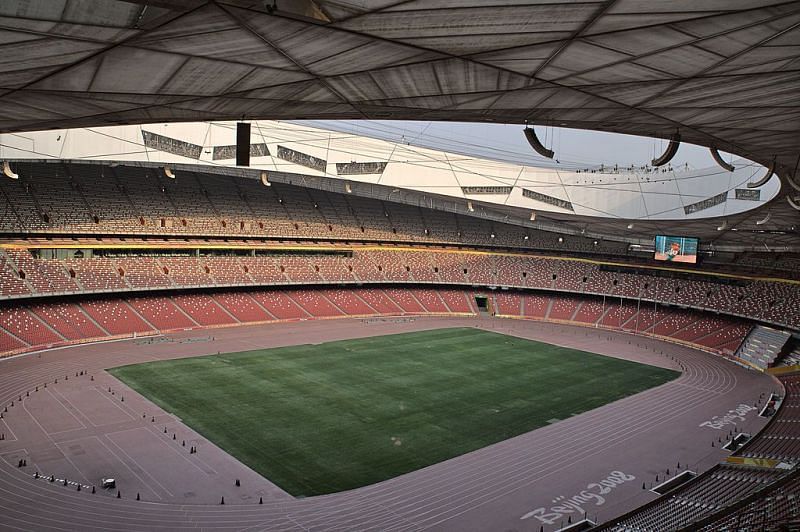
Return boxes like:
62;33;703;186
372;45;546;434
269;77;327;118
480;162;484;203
0;287;478;354
739;374;800;462
0;162;621;253
4;163;800;289
780;343;800;367
604;464;786;531
697;470;800;530
491;293;749;355
2;248;799;329
725;254;800;280
0;289;747;358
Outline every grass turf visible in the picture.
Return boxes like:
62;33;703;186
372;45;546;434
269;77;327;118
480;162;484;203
109;327;679;496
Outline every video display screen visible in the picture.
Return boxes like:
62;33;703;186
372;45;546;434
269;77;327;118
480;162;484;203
654;235;699;264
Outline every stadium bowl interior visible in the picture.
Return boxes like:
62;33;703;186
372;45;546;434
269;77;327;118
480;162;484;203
0;1;799;531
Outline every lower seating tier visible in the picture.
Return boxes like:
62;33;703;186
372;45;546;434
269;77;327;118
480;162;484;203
0;288;750;358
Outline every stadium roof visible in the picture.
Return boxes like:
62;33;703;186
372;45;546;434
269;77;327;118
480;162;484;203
0;0;798;249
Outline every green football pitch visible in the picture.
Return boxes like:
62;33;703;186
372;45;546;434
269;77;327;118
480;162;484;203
109;327;679;496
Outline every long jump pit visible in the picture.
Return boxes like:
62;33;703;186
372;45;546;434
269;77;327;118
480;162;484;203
0;316;778;531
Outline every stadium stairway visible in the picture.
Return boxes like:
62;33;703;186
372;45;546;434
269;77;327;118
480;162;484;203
780;343;800;367
735;325;792;370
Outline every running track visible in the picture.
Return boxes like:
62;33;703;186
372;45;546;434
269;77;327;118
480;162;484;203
0;316;779;531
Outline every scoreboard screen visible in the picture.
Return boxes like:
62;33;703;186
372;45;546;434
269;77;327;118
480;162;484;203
654;235;699;264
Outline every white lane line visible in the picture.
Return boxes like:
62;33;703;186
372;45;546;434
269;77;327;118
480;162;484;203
94;434;169;501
